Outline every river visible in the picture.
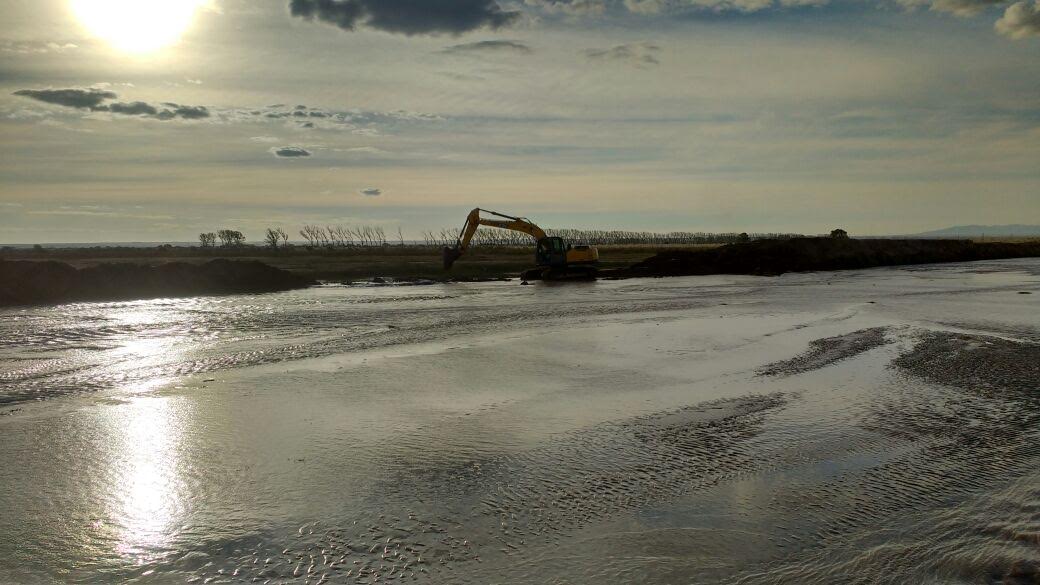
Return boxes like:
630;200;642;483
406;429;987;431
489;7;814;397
1;259;1038;584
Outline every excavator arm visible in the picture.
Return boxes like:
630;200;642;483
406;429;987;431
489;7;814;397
443;208;547;269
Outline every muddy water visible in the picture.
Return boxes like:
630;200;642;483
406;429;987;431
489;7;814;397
0;259;1038;584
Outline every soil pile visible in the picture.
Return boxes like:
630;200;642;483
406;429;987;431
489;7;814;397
0;259;315;306
620;238;1040;277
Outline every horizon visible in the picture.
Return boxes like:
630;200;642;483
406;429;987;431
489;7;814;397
2;1;1039;243
3;222;1040;247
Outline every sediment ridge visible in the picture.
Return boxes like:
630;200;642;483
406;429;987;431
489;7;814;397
616;238;1040;277
0;259;315;306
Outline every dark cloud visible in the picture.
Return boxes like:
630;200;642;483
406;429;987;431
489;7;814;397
156;104;211;120
288;0;520;35
584;42;661;67
251;106;441;128
12;88;116;110
13;88;208;120
359;187;382;196
439;40;532;54
996;0;1040;38
271;146;313;157
106;101;159;116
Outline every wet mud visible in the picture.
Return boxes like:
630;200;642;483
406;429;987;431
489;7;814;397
758;327;889;376
183;394;790;585
894;331;1040;394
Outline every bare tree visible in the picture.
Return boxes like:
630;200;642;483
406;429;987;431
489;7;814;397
264;228;281;249
299;225;321;247
199;232;216;248
217;229;245;247
278;228;289;247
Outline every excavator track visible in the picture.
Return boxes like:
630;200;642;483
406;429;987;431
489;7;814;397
521;266;598;281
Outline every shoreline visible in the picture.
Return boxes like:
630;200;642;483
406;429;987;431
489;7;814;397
3;238;1039;306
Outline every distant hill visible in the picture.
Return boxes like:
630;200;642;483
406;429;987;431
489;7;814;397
913;225;1040;238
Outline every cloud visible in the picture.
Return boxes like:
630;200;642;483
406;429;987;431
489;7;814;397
343;146;389;154
13;88;209;120
1;41;78;55
12;88;116;110
894;0;1002;15
106;101;159;116
621;0;666;12
27;209;174;220
439;39;532;54
929;0;1005;15
584;42;661;67
271;146;313;157
359;187;382;196
996;0;1040;37
617;0;820;12
156;104;210;120
288;0;520;35
525;0;608;15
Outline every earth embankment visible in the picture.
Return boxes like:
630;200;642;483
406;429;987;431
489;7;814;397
617;238;1040;277
0;259;315;306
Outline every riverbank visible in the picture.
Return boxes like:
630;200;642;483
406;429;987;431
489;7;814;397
612;237;1040;278
0;259;315;306
1;244;695;283
4;239;1039;306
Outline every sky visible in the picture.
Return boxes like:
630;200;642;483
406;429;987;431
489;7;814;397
1;0;1038;243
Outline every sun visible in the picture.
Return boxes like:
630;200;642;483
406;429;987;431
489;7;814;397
70;0;206;53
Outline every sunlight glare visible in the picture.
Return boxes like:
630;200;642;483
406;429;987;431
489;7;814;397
70;0;205;53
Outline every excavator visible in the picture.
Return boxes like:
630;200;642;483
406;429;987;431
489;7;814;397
442;208;599;280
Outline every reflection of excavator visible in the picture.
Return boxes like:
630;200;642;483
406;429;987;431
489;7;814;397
443;208;599;280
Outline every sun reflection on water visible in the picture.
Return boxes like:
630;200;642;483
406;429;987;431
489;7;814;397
103;302;192;395
98;302;193;562
107;396;186;562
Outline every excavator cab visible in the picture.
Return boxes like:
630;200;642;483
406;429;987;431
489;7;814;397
535;237;568;267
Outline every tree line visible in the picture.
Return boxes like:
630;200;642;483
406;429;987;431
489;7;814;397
198;229;246;248
421;227;804;247
199;225;805;250
297;224;402;247
198;225;403;250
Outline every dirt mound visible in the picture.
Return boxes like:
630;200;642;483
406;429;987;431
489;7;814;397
621;238;1040;277
0;259;315;306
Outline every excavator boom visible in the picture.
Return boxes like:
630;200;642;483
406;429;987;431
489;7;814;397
443;208;546;269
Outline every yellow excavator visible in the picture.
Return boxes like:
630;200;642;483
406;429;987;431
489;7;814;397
442;208;599;280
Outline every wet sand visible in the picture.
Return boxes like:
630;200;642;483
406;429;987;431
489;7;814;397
0;259;1038;584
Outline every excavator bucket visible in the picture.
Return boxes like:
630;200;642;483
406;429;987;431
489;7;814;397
443;246;463;270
